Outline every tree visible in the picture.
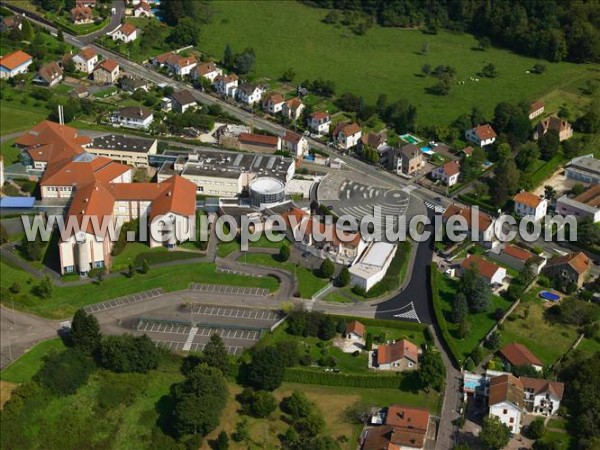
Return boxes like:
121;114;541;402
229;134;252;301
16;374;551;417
458;319;470;338
238;388;277;418
140;259;150;274
34;276;53;299
100;334;160;373
279;243;291;262
275;340;300;367
280;68;296;82
576;98;600;134
9;281;20;294
478;36;491;51
20;234;44;261
167;17;200;46
57;29;64;42
533;63;546;74
484;331;501;350
233;48;256;75
480;416;510;450
418;349;446;391
365;332;373;351
201;333;229;376
36;349;96;396
232;419;249;442
127;262;135;278
247;347;284;391
170;364;229;438
69;309;102;355
527;417;546;439
482;63;497;78
460;266;492;312
538;129;560;160
281;391;314;420
578;217;600;246
223;44;233;69
338;267;350;287
318;315;336;340
20;19;34;41
452;293;468;323
216;431;229;450
320;259;335;278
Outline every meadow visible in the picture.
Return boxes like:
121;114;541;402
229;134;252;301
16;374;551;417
197;1;598;126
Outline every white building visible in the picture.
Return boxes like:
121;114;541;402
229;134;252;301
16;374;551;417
349;242;397;292
465;124;497;147
431;160;460;186
282;131;309;157
461;254;506;286
214;73;238;97
556;184;600;223
0;50;33;79
193;61;222;82
237;82;265;106
333;122;362;150
111;23;137;43
87;134;158;167
263;93;285;114
521;377;564;417
308;111;331;135
488;374;524;435
72;47;98;74
565;154;600;185
111;106;154;130
513;191;547;222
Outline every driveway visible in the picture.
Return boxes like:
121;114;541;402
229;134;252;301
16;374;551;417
79;0;125;43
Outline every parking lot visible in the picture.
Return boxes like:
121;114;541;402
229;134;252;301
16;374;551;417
84;289;165;314
133;304;283;355
189;283;270;297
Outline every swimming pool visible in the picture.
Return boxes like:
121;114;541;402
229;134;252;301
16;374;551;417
400;134;422;145
540;291;561;302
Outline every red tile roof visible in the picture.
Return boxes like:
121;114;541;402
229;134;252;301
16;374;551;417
16;121;91;164
502;244;534;262
499;343;543;367
471;124;497;140
95;58;119;73
0;50;32;70
282;131;302;144
520;377;564;400
311;111;330;121
573;184;600;207
285;97;303;111
264;92;284;105
76;47;97;61
529;101;545;113
334;122;361;137
195;61;218;76
514;191;544;208
386;405;429;431
489;374;524;407
238;133;279;147
442;205;494;233
461;254;502;280
442;160;460;176
118;23;136;36
377;339;418;365
546;252;591;276
462;146;474;156
345;320;365;337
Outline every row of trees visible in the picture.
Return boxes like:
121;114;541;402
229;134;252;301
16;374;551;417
304;0;600;63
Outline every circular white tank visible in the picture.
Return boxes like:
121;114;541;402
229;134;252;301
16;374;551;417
249;177;286;207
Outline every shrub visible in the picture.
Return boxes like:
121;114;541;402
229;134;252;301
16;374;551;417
36;349;96;396
99;334;160;373
238;388;277;418
319;258;335;278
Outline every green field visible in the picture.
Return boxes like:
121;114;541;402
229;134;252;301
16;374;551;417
0;259;279;319
0;104;49;135
240;252;329;298
0;339;66;383
217;234;287;258
197;1;597;125
434;272;513;360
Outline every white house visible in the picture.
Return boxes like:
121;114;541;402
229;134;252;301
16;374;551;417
282;131;309;157
556;184;600;223
349;241;397;292
111;23;137;43
282;97;304;121
499;343;544;372
460;254;506;286
111;106;154;130
0;50;33;79
345;320;365;341
521;377;564;416
431;160;460;186
333;122;362;150
170;90;197;113
465;124;497;147
513;191;547;222
308;111;331;135
193;61;222;82
133;1;153;17
237;82;264;106
529;101;545;120
72;47;98;74
263;93;285;114
488;374;524;434
33;61;63;87
442;205;495;245
213;73;238;97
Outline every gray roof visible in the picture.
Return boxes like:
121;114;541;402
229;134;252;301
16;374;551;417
171;90;197;107
91;134;155;153
114;106;153;120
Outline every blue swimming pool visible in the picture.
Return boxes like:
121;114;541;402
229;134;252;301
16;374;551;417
540;291;560;302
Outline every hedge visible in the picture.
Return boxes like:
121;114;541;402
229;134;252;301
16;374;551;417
326;314;428;334
284;368;404;389
529;153;564;189
134;251;201;266
430;264;462;367
456;194;496;214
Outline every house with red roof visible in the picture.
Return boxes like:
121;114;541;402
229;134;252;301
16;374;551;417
528;101;545;120
442;205;495;245
262;92;285;114
192;61;222;83
152;52;197;77
521;377;564;416
93;59;120;84
308;111;331;135
460;254;507;286
0;50;32;79
513;191;547;221
431;160;460;186
345;320;366;341
465;124;497;147
282;97;305;121
543;251;591;288
362;405;430;450
333;122;362;150
133;1;153;18
374;339;419;371
33;61;63;87
71;5;94;24
237;133;281;153
499;343;543;372
110;23;137;43
534;115;573;142
282;131;308;157
72;47;98;73
213;73;238;97
489;244;547;275
488;374;524;434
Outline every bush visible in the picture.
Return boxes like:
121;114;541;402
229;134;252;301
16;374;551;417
284;368;403;388
238;388;277;418
319;258;335;278
246;346;285;391
36;349;96;396
99;334;160;373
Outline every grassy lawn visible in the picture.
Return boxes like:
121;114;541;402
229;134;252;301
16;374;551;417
323;289;352;303
435;272;513;360
196;1;598;126
111;243;167;270
0;339;66;383
0;138;21;165
241;252;329;298
499;287;580;366
0;104;49;134
262;323;427;376
217;234;287;258
0;259;279;319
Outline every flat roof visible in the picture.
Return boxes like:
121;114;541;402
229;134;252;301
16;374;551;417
250;177;285;195
0;197;36;208
90;134;156;153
